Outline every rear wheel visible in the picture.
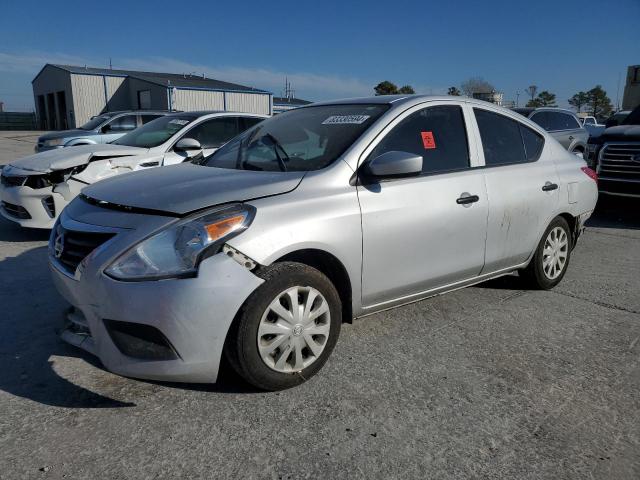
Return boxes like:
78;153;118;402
520;217;572;290
224;262;342;390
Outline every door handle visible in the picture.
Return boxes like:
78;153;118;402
542;182;558;191
456;194;480;205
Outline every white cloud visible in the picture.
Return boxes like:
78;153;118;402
0;50;445;102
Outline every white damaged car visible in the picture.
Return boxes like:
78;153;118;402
0;111;266;228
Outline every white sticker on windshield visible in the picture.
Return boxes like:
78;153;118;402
322;115;370;125
169;119;189;126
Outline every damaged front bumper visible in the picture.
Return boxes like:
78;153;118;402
49;210;264;383
0;183;63;229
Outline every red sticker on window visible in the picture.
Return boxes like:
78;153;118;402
421;131;436;149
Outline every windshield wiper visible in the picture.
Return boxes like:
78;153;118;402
263;133;289;172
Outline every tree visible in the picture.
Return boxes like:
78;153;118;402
586;85;613;119
525;90;556;107
374;81;399;96
447;86;461;96
536;91;557;107
525;85;538;103
374;81;415;95
460;77;495;97
568;91;589;113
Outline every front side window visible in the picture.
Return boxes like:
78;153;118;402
113;115;196;148
79;114;112;131
529;111;553;131
183;117;239;149
368;105;470;175
201;104;389;172
105;115;137;132
474;109;543;166
140;114;163;125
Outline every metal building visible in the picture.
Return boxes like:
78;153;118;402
622;65;640;110
272;96;312;114
32;64;273;130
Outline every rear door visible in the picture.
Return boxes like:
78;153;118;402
471;108;559;272
357;102;488;308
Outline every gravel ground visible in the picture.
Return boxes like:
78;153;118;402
0;131;45;165
0;134;638;479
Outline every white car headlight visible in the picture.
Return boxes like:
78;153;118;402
105;204;255;281
44;138;64;147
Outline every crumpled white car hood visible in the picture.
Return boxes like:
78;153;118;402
8;144;148;173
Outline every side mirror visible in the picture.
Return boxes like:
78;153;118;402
365;151;423;178
175;138;202;152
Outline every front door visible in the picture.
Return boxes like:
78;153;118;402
357;103;488;308
163;116;240;165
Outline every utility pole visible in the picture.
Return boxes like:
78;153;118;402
616;71;621;111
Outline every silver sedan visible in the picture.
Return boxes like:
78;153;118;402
49;95;598;390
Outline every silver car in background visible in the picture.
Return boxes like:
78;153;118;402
49;95;598;390
35;110;169;152
513;107;589;155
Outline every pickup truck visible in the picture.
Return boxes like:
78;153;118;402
586;104;640;197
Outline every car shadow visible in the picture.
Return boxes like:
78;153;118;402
586;195;640;230
0;219;258;405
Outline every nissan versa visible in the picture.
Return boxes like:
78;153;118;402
49;95;598;390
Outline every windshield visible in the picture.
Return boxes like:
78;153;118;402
200;104;389;172
622;106;640;125
113;115;195;148
79;115;112;131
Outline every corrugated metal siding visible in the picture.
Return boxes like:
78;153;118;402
70;74;105;126
105;76;125;99
173;89;225;111
225;92;271;115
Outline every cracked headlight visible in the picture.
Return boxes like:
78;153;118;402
105;204;255;281
43;138;64;147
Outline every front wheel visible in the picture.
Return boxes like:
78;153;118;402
224;262;342;390
520;217;572;290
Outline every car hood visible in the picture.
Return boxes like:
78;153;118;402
601;124;640;140
38;129;96;141
82;163;306;216
8;144;148;173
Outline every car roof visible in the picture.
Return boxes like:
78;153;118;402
164;110;268;119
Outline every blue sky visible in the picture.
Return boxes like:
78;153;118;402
0;0;638;111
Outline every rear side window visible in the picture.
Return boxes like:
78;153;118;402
474;109;543;166
369;105;469;175
185;117;239;149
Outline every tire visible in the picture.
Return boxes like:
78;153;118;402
224;261;342;391
520;216;572;290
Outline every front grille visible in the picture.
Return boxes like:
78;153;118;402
1;174;26;187
1;201;31;219
53;225;115;274
42;196;55;218
599;144;640;182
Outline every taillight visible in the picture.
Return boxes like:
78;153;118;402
581;166;598;184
